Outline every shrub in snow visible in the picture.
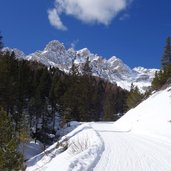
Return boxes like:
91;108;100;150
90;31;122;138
68;136;89;155
56;136;69;152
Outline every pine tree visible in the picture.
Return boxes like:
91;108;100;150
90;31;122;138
18;115;30;156
161;37;171;69
83;57;92;76
103;95;114;121
127;84;143;110
0;108;23;171
0;32;3;50
0;51;18;115
49;75;58;130
70;60;79;76
152;37;171;90
151;71;160;90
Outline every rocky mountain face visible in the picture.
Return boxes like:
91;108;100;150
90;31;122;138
4;40;158;92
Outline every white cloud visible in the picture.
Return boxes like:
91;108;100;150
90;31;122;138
48;8;67;31
48;0;132;30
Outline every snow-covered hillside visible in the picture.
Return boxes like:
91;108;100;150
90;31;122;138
114;86;171;138
4;40;158;91
26;85;171;171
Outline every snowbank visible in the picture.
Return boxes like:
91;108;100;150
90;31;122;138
26;123;103;171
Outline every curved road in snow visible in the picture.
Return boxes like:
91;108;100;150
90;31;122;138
91;122;171;171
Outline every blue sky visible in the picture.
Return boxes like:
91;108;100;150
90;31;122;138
0;0;171;68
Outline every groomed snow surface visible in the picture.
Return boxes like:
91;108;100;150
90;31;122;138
26;87;171;171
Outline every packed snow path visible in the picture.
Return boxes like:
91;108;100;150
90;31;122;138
91;122;171;171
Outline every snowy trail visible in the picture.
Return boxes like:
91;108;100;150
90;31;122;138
91;122;171;171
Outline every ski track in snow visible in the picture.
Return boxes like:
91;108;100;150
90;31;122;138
91;122;171;171
27;122;171;171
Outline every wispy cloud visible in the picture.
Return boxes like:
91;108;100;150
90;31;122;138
48;0;133;30
70;39;79;49
48;8;67;31
119;13;130;21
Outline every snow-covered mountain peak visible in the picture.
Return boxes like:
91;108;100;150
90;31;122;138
133;66;158;74
2;47;26;59
44;40;65;52
107;56;120;63
77;48;91;57
67;48;75;53
108;56;128;67
107;56;132;74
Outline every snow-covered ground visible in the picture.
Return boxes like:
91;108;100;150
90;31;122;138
92;122;171;171
26;123;103;171
114;86;171;138
26;86;171;171
18;141;44;161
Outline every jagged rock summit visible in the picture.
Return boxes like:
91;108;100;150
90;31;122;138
4;40;158;91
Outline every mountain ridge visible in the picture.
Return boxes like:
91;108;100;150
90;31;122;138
3;40;158;91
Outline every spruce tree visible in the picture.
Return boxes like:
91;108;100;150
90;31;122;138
83;57;92;76
70;60;79;76
127;84;143;109
103;95;114;121
0;109;23;171
152;71;160;90
161;37;171;69
0;32;3;50
152;36;171;90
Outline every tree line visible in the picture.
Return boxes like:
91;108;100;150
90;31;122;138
0;50;129;124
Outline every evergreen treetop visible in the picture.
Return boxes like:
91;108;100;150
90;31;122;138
161;37;171;69
152;36;171;90
127;83;143;110
83;57;92;76
0;32;3;50
69;60;79;76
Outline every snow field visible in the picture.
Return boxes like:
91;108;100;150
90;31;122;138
114;87;171;138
